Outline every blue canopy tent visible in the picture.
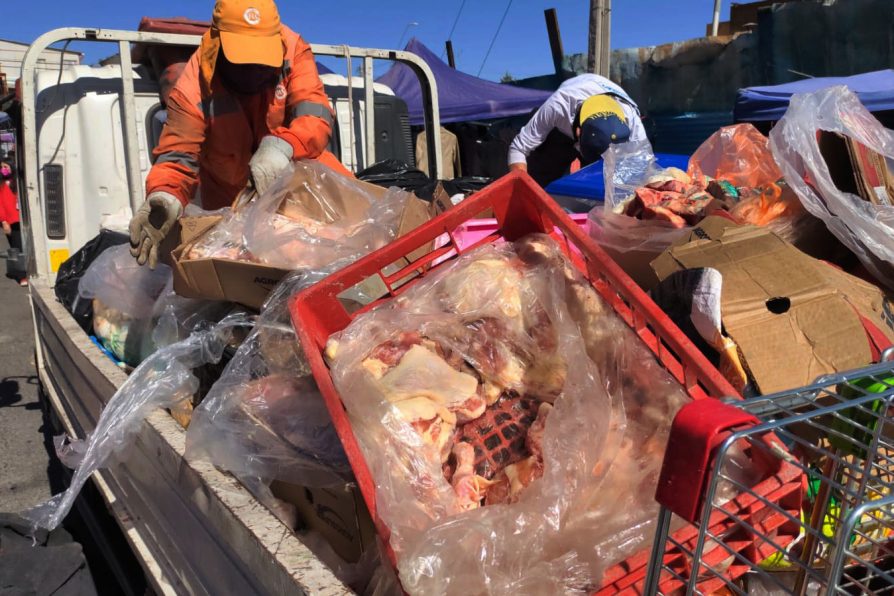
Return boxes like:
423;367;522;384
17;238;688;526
735;70;894;122
376;38;551;125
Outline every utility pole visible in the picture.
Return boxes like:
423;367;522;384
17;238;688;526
544;8;565;77
445;41;456;68
600;0;611;76
711;0;722;36
587;0;603;74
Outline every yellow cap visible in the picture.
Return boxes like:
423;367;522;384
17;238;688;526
213;0;283;67
578;95;626;126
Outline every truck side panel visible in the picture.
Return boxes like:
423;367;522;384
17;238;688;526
31;280;351;596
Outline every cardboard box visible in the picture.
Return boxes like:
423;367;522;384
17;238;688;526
819;131;894;207
170;186;443;310
652;217;894;394
270;480;376;564
601;243;663;290
231;378;376;564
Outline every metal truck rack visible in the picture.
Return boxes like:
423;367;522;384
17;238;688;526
644;351;894;595
19;27;443;279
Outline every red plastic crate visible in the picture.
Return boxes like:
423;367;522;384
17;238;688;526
290;171;802;593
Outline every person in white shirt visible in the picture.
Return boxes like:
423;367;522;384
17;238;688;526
508;73;646;186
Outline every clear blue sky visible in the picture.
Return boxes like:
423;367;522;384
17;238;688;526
5;0;732;81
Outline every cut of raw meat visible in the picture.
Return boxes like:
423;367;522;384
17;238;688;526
455;395;540;480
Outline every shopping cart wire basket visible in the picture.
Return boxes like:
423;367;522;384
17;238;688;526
645;350;894;595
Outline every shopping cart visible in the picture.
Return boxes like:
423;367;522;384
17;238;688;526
645;350;894;595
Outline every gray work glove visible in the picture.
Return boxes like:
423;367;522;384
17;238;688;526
129;191;182;269
249;135;293;195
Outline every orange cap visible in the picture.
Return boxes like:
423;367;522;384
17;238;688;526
212;0;283;67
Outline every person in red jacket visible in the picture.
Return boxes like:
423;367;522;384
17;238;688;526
0;162;26;286
130;0;346;268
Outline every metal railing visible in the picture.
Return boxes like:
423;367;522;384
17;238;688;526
20;27;442;278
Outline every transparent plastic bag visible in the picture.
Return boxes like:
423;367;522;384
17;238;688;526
242;160;410;270
325;234;693;593
184;206;254;262
150;279;237;350
592;139;693;253
77;244;171;318
601;138;664;212
186;272;353;491
23;313;254;533
187;161;412;270
186;270;386;590
770;85;894;288
78;244;173;365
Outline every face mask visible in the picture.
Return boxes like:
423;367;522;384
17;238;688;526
217;53;279;95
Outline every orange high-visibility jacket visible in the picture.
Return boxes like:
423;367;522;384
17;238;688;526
146;25;344;210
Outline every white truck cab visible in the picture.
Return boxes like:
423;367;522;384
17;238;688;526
34;65;161;269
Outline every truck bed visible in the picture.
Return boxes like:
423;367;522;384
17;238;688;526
30;279;351;596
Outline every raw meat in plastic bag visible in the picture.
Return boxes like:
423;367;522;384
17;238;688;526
243;160;409;270
23;313;253;533
186;272;353;491
690;123;807;234
185;160;412;270
324;234;692;593
589;139;691;255
185;207;253;261
770;85;894;288
590;135;819;285
186;271;391;590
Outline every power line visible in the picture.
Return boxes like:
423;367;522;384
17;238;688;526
440;0;468;59
477;0;514;77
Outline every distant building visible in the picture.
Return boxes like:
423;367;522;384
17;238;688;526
706;0;803;36
0;39;82;87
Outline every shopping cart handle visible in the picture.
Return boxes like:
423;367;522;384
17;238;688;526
655;399;760;524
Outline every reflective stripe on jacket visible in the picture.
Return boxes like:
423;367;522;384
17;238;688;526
146;25;344;210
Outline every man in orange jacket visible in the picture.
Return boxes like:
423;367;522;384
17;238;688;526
131;0;344;268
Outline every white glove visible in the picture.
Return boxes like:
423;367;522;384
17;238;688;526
129;191;182;269
249;135;293;195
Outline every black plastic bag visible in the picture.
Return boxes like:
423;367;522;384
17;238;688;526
54;230;129;334
357;159;432;193
358;159;493;202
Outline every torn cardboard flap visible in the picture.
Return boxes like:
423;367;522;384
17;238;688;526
652;217;882;394
270;480;376;564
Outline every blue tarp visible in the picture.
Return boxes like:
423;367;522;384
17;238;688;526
546;153;690;202
376;38;551;125
735;70;894;122
316;62;334;75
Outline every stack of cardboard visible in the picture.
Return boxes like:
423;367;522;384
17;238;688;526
818;131;894;207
